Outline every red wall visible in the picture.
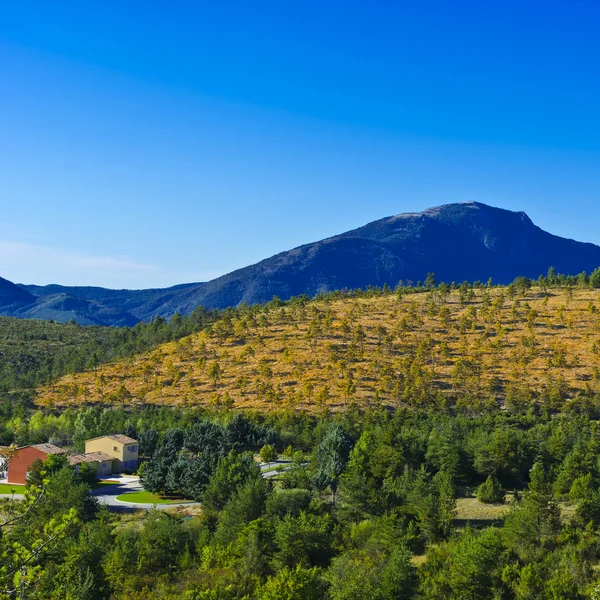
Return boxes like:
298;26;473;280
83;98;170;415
7;447;48;485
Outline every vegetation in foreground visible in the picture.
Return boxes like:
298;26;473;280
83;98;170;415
3;406;600;599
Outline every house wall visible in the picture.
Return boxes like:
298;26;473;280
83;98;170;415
121;444;139;472
86;438;123;471
85;438;138;473
96;460;113;476
7;447;48;485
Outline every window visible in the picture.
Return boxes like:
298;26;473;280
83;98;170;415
113;446;118;452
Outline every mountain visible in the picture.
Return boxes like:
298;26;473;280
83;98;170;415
0;276;37;311
14;294;139;327
0;278;138;326
19;283;198;322
9;201;600;325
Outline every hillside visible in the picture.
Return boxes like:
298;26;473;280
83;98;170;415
0;306;219;393
12;201;600;324
36;284;600;413
0;317;119;391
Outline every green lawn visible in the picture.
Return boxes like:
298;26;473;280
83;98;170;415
90;480;121;490
115;491;193;505
0;483;26;494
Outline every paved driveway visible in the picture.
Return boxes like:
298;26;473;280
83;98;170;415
90;475;200;511
0;493;24;501
1;462;299;511
0;477;195;511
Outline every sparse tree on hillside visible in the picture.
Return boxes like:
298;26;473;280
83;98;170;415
207;361;222;388
590;267;600;289
425;272;437;289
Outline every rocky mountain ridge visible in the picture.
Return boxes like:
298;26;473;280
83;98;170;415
5;202;600;325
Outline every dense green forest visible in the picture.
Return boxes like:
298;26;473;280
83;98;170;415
4;406;600;599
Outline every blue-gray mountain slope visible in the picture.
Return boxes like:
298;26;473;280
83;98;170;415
9;202;600;325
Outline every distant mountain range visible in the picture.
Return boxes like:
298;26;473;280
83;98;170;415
3;201;600;326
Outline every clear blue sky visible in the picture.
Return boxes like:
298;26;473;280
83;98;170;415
1;1;600;288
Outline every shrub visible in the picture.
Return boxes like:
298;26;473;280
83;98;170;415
477;475;505;504
569;473;594;502
267;488;312;518
259;444;278;463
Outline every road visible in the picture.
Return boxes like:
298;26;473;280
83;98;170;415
93;462;296;511
1;461;297;511
0;493;24;501
90;476;200;511
1;479;196;512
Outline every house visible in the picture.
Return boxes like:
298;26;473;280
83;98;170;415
7;443;66;485
85;434;138;473
0;447;10;480
68;451;115;477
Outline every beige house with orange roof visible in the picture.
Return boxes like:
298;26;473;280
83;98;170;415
68;451;115;476
85;434;138;473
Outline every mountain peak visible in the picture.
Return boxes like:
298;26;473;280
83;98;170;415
0;276;36;308
5;202;600;324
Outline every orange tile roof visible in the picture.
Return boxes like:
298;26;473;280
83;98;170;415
86;434;137;445
108;434;137;445
30;443;66;455
68;451;114;465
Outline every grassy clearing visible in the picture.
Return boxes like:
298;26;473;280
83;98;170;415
559;502;577;522
116;491;192;505
456;496;577;526
455;497;510;522
0;483;26;494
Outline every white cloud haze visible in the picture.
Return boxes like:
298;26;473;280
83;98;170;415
0;240;222;289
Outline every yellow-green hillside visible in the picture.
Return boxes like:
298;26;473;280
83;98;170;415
36;287;600;413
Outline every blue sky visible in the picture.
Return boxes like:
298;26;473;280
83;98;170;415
1;1;600;288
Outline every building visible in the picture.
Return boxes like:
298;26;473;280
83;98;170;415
0;447;10;480
68;451;115;477
7;443;66;485
85;434;138;473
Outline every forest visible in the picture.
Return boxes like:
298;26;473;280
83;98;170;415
0;305;223;408
3;406;600;599
3;269;600;598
